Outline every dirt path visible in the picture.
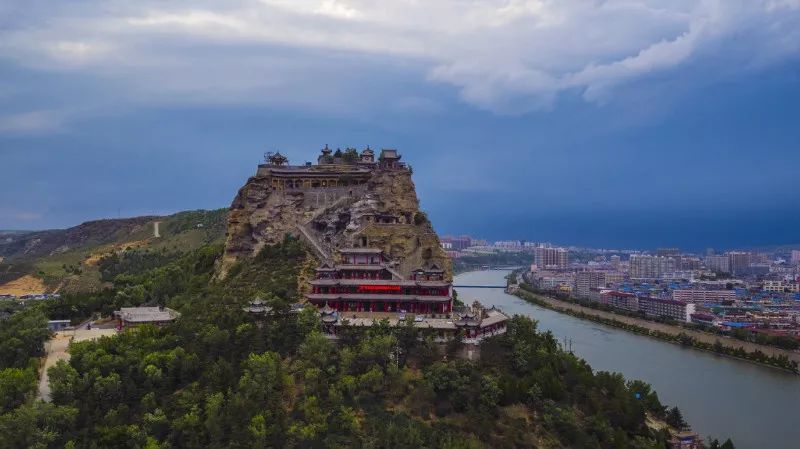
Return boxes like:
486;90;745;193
529;293;800;364
38;333;71;401
38;328;118;401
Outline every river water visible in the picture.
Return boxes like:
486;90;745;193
455;270;800;449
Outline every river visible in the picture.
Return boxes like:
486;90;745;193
455;270;800;449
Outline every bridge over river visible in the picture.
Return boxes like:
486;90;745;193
452;284;506;288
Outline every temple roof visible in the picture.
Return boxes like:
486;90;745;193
428;263;444;272
310;279;449;287
478;308;509;328
415;263;444;274
320;303;336;314
307;293;450;302
339;248;384;254
316;261;336;271
380;149;400;160
266;151;289;165
331;264;388;271
116;307;179;323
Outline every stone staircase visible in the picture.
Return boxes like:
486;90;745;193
295;224;330;260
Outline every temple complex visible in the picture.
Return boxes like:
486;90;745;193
257;146;404;191
225;144;508;349
222;144;450;279
307;248;451;314
306;247;509;346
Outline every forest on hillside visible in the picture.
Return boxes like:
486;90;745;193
0;238;734;448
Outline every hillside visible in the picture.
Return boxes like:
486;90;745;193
0;237;719;449
0;209;228;294
0;148;726;449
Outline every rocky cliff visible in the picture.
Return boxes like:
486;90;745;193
220;153;451;281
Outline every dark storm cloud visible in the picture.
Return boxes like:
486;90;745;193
1;1;799;249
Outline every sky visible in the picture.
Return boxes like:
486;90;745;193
1;0;799;251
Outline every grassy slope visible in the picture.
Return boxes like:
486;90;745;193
0;209;228;293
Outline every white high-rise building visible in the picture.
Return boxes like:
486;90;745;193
534;247;569;269
727;252;751;276
575;271;606;298
705;255;730;274
629;255;677;279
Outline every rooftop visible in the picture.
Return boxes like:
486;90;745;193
310;278;450;287
116;307;180;323
339;247;384;254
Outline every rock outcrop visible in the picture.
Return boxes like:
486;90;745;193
220;148;451;280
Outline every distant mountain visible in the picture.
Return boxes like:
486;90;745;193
0;209;228;293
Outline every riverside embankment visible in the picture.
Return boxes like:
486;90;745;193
456;269;800;449
515;286;800;370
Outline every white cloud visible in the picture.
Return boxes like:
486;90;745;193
0;111;65;135
0;0;798;114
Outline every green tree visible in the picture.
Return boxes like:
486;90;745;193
0;367;37;413
665;406;688;430
0;401;77;448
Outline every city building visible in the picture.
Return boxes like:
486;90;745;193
680;257;702;270
601;291;639;312
610;255;621;269
763;280;800;293
534;247;569;269
530;272;575;291
629;255;677;279
657;248;681;257
575;271;606;299
672;289;737;303
727;251;751;276
602;271;626;285
47;320;71;331
494;240;522;249
442;235;472;251
638;297;695;322
705;255;730;274
792;250;800;264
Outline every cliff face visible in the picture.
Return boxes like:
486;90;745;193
220;160;451;281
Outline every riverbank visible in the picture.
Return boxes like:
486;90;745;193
457;270;800;449
514;285;799;373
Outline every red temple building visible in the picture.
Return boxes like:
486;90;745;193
305;247;509;348
307;248;452;314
